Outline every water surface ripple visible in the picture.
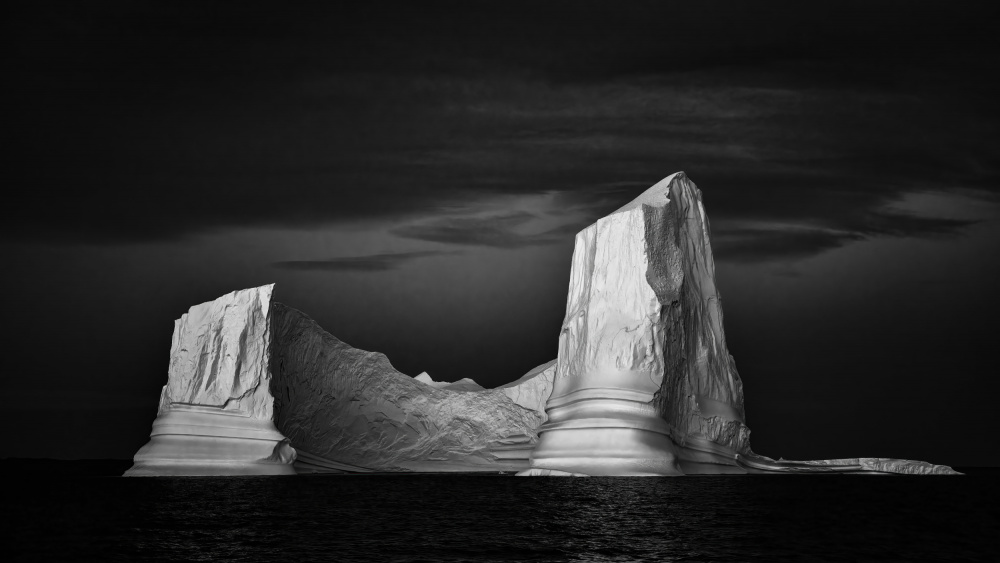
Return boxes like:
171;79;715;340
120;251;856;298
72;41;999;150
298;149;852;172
5;470;998;562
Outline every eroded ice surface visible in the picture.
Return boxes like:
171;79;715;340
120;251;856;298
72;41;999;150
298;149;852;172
270;304;553;472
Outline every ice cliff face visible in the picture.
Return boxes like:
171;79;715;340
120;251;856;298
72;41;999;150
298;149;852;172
640;173;750;461
160;284;277;418
125;285;296;476
270;303;553;472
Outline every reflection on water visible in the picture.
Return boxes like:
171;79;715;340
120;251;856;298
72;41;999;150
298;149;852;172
5;470;997;562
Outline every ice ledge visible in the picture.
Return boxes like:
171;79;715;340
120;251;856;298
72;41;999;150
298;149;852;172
124;407;296;477
736;453;962;475
516;468;590;477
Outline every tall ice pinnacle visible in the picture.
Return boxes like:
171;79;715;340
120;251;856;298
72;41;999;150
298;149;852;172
527;172;749;475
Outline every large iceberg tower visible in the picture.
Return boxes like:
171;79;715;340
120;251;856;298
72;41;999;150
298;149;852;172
527;172;748;475
525;172;958;476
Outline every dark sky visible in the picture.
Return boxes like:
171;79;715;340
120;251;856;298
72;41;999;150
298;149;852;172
3;1;999;466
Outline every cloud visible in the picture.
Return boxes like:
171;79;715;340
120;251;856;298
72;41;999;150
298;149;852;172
391;211;572;248
3;1;997;247
272;250;460;272
712;210;980;263
850;211;981;239
713;228;864;263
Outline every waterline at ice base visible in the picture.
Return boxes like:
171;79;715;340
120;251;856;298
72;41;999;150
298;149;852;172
125;173;959;477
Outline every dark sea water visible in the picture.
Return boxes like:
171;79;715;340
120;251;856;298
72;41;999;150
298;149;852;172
2;461;998;562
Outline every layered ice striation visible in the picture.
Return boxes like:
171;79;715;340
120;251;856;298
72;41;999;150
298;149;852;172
270;304;553;472
125;285;297;476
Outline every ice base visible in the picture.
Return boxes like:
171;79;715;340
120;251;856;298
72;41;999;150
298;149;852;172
124;405;296;476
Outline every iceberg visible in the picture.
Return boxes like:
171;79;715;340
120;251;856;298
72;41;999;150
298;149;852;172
126;292;554;475
126;172;957;477
524;172;958;476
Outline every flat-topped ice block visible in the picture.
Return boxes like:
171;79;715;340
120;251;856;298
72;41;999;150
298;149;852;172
125;285;296;476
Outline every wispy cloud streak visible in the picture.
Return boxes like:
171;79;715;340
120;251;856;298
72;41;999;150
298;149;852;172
391;211;572;248
712;211;980;263
272;250;460;272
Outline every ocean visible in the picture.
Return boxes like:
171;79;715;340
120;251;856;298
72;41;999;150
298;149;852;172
3;461;997;562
